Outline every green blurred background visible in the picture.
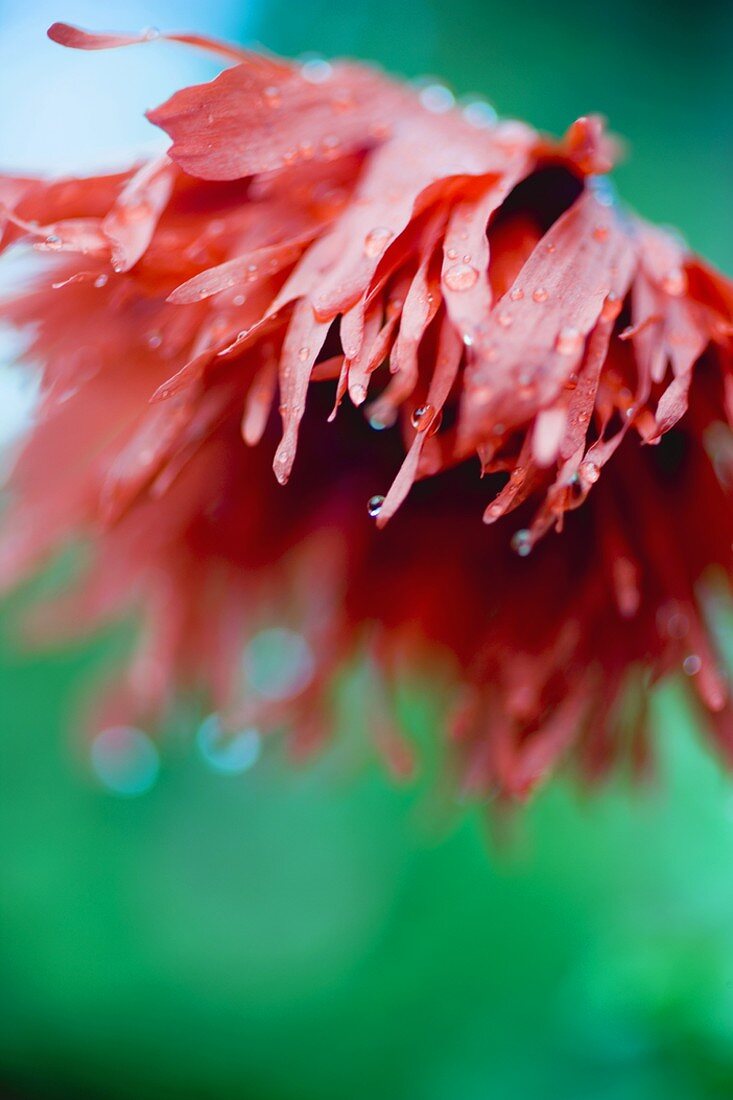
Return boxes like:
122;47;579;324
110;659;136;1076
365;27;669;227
2;0;733;1096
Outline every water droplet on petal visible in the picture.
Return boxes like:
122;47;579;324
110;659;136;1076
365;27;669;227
94;273;108;288
321;134;341;158
580;460;600;483
588;174;617;207
511;529;533;557
410;403;442;435
45;234;61;247
301;57;333;83
497;310;513;328
462;98;498;128
298;346;309;362
444;262;478;291
147;331;162;350
363;225;394;258
683;654;702;676
532;287;549;303
264;85;282;106
661;266;687;296
419;83;455;113
510;287;524;301
556;325;582;355
368;494;385;517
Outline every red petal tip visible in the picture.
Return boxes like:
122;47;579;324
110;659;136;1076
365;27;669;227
47;22;153;50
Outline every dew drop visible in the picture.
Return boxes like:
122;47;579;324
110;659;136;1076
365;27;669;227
444;262;478;291
363;225;394;258
367;494;385;517
580;460;600;483
147;331;162;350
510;287;524;301
301;57;333;83
233;294;245;306
556;325;582;355
410;403;442;435
511;529;533;557
683;653;702;676
419;83;455;113
462;99;498;128
588;174;617;208
661;266;687;296
264;85;282;106
298;346;309;362
532;287;549;303
94;274;108;288
411;404;430;429
45;234;61;246
497;310;513;328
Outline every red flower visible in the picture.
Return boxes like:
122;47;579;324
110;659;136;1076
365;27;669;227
1;22;733;797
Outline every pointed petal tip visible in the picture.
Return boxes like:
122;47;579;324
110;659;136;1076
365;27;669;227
273;443;293;485
47;22;149;50
349;382;367;406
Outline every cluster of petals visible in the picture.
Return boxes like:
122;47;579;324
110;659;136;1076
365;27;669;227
1;22;732;797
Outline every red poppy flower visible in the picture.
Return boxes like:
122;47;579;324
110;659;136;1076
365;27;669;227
1;22;732;798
